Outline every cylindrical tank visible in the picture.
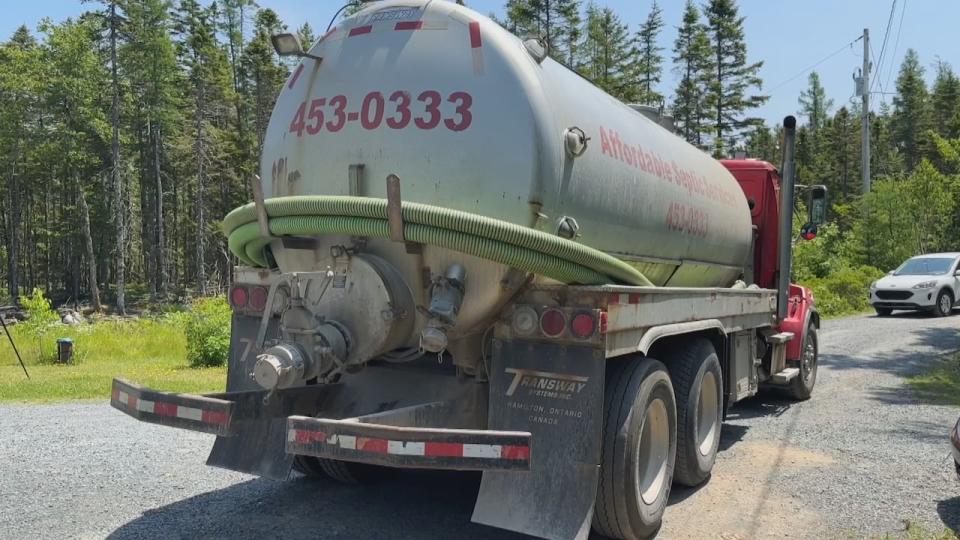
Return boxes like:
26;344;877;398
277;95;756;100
259;0;752;340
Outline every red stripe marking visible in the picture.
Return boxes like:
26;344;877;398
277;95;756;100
111;388;119;401
287;64;304;89
395;20;423;30
607;293;621;305
349;25;373;37
202;409;230;425
501;445;530;460
127;395;138;409
296;429;327;444
424;442;464;457
468;22;481;48
628;294;641;304
358;437;389;454
153;402;178;417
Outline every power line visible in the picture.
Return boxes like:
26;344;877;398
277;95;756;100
882;0;907;92
767;35;863;94
871;0;897;93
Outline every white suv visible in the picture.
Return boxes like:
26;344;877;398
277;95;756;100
869;253;960;317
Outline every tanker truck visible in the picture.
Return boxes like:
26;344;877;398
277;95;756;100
110;1;827;538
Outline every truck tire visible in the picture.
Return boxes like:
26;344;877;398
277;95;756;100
786;325;818;401
933;290;954;317
666;339;722;487
292;455;395;484
593;357;677;540
292;455;327;478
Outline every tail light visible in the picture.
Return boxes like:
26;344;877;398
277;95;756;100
249;286;268;311
229;285;249;308
539;308;566;337
570;312;596;339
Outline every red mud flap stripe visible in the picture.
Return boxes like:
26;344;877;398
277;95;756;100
286;416;531;471
110;378;234;437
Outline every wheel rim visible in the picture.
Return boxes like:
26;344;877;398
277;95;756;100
802;336;816;382
697;371;719;456
940;294;950;314
638;398;670;505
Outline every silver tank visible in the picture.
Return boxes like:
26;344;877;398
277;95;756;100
259;0;753;342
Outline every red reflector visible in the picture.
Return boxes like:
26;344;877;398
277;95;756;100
571;312;596;339
229;286;248;308
599;311;608;334
249;286;268;311
539;309;566;337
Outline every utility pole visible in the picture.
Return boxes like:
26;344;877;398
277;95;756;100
860;28;871;194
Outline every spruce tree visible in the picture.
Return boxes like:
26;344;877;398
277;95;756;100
671;0;711;146
930;61;960;139
892;49;931;171
703;0;767;157
504;0;582;64
578;3;634;101
634;1;663;105
798;71;833;133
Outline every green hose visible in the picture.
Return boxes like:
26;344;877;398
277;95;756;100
223;195;652;286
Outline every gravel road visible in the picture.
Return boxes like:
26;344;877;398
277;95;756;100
1;312;958;540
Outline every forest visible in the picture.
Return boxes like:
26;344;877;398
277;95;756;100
1;0;958;317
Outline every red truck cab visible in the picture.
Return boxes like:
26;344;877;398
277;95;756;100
722;158;819;363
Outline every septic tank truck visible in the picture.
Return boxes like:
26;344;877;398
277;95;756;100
111;1;827;538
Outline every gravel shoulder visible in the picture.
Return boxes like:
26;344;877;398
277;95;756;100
1;312;958;540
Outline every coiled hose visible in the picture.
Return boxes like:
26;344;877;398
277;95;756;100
223;196;652;286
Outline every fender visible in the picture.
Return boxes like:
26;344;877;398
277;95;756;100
636;319;726;355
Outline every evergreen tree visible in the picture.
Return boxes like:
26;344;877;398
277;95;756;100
504;0;581;64
798;71;833;133
703;0;767;157
297;22;316;50
242;9;288;150
123;0;182;296
892;49;931;171
634;1;663;105
744;124;778;163
930;61;960;140
578;4;634;101
175;0;233;294
671;0;711;146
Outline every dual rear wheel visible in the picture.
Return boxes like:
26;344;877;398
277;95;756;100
592;338;722;539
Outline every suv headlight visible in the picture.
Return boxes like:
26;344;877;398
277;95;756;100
869;281;878;289
913;280;937;289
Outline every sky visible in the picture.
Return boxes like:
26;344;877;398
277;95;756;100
3;0;958;126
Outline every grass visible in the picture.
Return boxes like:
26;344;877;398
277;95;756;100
905;352;960;406
0;316;226;403
874;521;959;540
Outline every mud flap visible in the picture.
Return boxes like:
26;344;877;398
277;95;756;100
472;340;604;540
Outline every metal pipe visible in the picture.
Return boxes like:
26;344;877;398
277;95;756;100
777;116;797;321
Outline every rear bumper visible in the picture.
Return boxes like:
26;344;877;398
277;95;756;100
287;416;530;471
110;378;530;472
111;379;234;436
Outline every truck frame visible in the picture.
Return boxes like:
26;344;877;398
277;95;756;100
112;117;821;539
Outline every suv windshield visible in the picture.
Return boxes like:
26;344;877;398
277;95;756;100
895;257;956;276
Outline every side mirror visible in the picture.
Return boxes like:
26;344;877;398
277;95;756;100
808;185;827;225
955;269;960;276
888;270;895;275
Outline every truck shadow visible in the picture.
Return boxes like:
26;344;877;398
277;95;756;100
107;394;782;540
107;470;530;540
938;496;960;534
